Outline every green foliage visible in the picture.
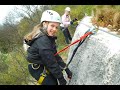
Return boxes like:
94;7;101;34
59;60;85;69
18;19;32;37
0;53;8;73
0;47;30;85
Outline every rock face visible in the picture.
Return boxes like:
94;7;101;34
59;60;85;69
66;16;120;85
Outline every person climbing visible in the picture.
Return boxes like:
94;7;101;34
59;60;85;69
60;7;78;44
23;10;72;85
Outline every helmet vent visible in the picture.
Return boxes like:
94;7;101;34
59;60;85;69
47;11;53;15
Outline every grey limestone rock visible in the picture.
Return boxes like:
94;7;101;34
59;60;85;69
66;16;120;85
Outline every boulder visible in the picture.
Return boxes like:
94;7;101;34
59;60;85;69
66;16;120;85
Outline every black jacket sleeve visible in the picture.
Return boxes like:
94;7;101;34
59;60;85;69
55;54;66;69
36;36;65;80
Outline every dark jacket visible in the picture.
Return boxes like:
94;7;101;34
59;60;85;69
25;32;66;84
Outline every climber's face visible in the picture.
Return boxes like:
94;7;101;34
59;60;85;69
46;22;60;36
65;10;70;16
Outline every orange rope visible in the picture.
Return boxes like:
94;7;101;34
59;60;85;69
54;31;92;56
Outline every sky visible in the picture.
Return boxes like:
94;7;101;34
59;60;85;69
0;5;38;25
0;5;16;25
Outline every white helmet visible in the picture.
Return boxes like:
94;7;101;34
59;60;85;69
40;10;61;23
65;7;71;11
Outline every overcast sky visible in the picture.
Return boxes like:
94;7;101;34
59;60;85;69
0;5;17;25
0;5;40;25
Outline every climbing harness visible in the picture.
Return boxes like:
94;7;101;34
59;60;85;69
31;64;40;70
37;66;49;85
29;63;49;85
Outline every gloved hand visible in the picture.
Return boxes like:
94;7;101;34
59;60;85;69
65;68;72;79
58;77;67;85
70;18;78;25
72;18;78;22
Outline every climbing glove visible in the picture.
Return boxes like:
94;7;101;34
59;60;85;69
65;68;72;79
58;77;67;85
72;18;78;22
70;18;78;25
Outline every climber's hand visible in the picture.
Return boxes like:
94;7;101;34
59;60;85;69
72;18;78;22
70;18;78;25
